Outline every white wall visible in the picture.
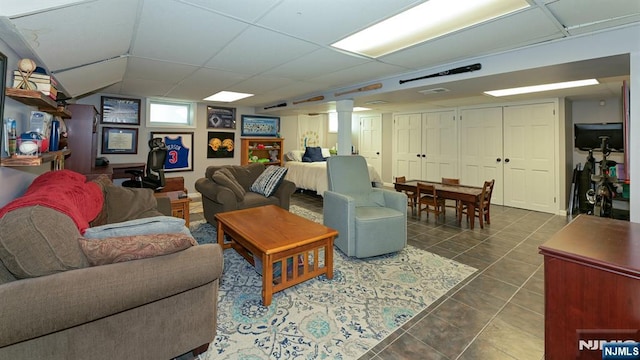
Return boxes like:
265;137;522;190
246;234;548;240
75;93;258;194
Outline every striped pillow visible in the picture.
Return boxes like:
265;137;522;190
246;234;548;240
250;166;288;197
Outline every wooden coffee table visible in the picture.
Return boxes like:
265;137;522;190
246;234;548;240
215;205;337;306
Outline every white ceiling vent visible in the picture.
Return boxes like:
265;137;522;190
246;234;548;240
418;87;450;95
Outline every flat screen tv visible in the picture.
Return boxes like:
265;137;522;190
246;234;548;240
574;122;624;152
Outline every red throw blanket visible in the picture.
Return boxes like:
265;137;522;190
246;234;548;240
0;170;103;234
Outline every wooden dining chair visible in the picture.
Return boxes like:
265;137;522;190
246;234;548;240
416;182;444;221
458;179;495;229
395;176;416;214
441;177;460;217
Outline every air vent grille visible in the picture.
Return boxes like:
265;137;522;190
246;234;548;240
418;87;450;94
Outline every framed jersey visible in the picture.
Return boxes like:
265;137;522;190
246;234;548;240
150;132;194;172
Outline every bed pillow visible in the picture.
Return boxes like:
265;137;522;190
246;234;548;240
321;148;331;158
302;146;325;162
78;233;197;266
250;166;288;197
286;150;304;162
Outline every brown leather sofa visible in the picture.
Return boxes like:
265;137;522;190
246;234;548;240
195;163;296;225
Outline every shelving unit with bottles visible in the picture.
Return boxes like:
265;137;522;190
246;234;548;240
1;88;72;168
240;138;284;166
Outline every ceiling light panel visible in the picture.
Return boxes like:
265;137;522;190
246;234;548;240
332;0;529;58
484;79;599;97
204;91;253;102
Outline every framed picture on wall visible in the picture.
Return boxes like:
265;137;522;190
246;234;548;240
207;106;236;129
101;96;141;125
241;115;279;137
207;132;235;158
151;132;194;172
102;127;138;154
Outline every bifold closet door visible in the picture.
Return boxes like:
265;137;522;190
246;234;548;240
423;110;458;182
503;103;556;213
393;113;422;180
459;107;504;205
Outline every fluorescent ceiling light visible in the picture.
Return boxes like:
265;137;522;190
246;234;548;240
204;91;253;102
484;79;600;97
353;107;372;112
332;0;529;58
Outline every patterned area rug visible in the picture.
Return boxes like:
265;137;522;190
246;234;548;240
189;206;476;359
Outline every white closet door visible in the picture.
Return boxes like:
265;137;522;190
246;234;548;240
459;107;504;205
359;115;382;176
393;113;422;180
503;103;556;212
423;110;457;182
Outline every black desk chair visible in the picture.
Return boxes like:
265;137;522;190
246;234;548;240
122;138;167;191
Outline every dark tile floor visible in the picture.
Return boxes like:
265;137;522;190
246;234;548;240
189;190;570;359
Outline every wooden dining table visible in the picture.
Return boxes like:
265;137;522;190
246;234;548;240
394;180;484;229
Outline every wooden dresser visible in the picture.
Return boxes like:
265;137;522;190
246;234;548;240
539;215;640;359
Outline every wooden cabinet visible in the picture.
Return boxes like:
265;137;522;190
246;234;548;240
539;215;640;359
240;138;284;166
64;104;100;176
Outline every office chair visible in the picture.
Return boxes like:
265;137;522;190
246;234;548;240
122;138;167;191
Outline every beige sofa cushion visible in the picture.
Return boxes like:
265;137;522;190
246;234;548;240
212;167;246;200
104;183;161;224
0;206;89;278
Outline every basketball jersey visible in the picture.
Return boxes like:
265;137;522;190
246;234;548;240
163;136;189;169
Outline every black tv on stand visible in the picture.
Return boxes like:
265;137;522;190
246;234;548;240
574;122;624;152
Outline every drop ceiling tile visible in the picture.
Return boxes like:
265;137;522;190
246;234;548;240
545;0;640;29
132;0;248;65
310;61;410;89
181;0;280;22
10;0;137;71
205;26;319;74
125;57;199;82
118;78;178;98
228;75;299;94
0;0;89;17
257;0;423;44
264;48;372;80
166;67;249;100
382;7;563;70
55;56;127;97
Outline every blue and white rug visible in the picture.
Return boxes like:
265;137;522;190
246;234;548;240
190;205;476;359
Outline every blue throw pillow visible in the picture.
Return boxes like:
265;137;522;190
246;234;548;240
250;166;288;197
302;146;326;162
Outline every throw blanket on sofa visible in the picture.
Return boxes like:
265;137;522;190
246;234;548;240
0;170;103;233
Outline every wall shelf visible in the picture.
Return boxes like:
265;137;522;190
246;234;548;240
5;88;71;118
0;149;71;167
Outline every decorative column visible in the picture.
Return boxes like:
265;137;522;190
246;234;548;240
336;99;353;155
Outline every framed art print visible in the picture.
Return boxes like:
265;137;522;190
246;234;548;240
102;127;138;154
207;132;235;158
207;106;236;129
241;115;279;137
151;132;194;172
101;96;141;125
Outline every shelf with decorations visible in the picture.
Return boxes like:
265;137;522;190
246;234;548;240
241;138;284;166
0;149;70;169
5;88;71;118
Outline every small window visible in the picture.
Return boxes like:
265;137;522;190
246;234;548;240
328;112;338;133
147;98;195;128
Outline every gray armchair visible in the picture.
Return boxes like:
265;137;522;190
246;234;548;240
323;156;407;258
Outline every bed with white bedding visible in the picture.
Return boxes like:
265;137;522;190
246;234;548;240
284;160;383;196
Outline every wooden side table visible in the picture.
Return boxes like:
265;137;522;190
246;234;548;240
154;191;191;227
